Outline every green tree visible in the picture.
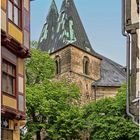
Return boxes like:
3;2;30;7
83;84;139;140
42;80;84;140
26;48;55;85
30;40;38;48
23;48;84;140
23;47;138;140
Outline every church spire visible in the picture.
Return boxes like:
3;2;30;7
38;0;58;52
52;0;95;54
47;0;58;20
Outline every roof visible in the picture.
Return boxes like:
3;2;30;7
50;43;102;60
92;53;126;87
38;0;59;52
38;0;95;55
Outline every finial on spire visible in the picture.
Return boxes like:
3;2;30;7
51;0;55;3
51;0;56;5
48;0;58;15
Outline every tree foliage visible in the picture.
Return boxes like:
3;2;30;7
24;48;83;140
26;48;55;85
25;80;83;140
23;47;139;140
83;84;139;140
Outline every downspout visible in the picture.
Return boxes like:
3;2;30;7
122;0;138;125
0;14;1;140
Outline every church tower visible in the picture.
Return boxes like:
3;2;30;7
38;0;126;104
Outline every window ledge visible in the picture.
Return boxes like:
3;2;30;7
8;19;22;31
2;92;16;99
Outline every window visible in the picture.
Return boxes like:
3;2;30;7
86;92;90;99
1;118;13;140
83;56;90;75
2;60;16;95
1;118;9;128
55;56;61;74
1;128;13;140
24;10;30;31
8;0;22;27
18;95;24;111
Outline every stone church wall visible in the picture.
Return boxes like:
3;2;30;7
94;86;119;101
51;45;103;104
70;46;101;81
51;47;71;73
51;45;121;104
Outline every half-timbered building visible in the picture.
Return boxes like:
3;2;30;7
1;0;30;139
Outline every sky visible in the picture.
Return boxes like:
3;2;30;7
30;0;126;66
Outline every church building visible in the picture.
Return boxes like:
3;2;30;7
38;0;126;104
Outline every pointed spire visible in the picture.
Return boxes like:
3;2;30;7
47;0;58;20
52;0;95;54
38;0;58;52
60;0;74;13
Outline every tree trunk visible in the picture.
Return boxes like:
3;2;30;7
36;131;41;140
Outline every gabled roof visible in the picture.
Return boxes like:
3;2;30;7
38;0;58;52
92;53;126;87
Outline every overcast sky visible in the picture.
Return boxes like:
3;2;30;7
31;0;126;66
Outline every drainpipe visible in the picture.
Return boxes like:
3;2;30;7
122;0;138;125
0;24;1;140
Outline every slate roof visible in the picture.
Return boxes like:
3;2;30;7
38;0;95;54
38;0;126;87
92;53;126;87
38;0;58;52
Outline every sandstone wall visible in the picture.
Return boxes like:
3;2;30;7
51;45;120;104
94;86;119;101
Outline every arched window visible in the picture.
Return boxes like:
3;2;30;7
83;56;90;75
86;92;90;99
55;56;61;74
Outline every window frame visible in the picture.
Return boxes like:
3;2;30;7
55;56;61;75
1;128;13;140
8;0;22;28
2;59;16;96
86;92;90;99
83;56;90;75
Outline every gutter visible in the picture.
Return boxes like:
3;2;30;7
122;0;138;125
0;16;1;140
